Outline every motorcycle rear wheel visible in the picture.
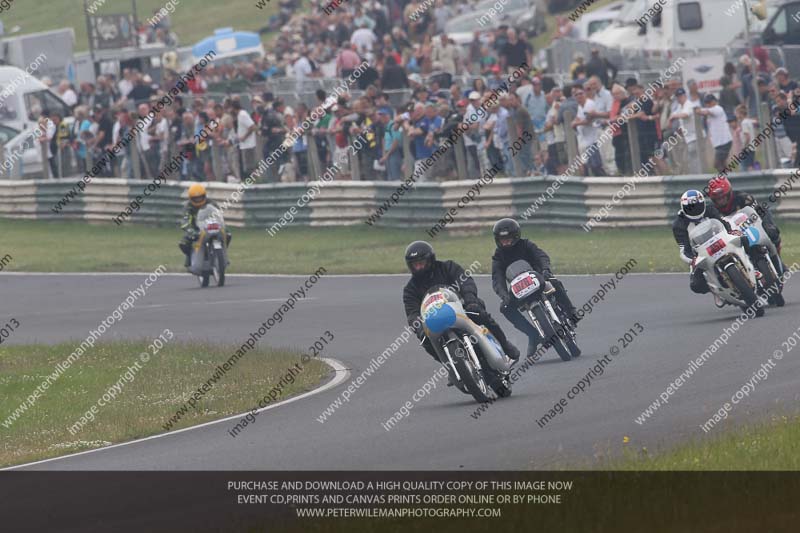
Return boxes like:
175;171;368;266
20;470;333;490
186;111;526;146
755;256;784;307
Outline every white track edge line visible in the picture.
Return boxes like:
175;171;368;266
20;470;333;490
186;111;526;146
1;357;350;471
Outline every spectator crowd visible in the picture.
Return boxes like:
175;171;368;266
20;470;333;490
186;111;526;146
26;0;800;183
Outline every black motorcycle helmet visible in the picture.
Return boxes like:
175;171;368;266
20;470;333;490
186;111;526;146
493;218;521;249
405;241;436;278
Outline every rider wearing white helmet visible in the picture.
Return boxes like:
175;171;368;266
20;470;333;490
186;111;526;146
672;189;735;294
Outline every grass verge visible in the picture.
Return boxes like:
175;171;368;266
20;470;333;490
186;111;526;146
4;218;799;274
605;414;800;470
0;338;328;468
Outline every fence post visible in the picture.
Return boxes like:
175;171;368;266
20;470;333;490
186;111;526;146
693;112;710;174
131;134;142;181
563;109;578;169
402;130;413;178
350;134;361;181
39;137;51;179
211;141;224;181
307;131;321;180
627;118;641;172
454;134;468;180
506;115;521;176
760;101;779;169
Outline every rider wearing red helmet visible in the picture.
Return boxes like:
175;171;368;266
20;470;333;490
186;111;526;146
707;176;781;250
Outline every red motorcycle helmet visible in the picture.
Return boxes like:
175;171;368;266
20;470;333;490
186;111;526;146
708;176;734;213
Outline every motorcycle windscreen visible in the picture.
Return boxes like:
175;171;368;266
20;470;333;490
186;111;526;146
505;259;534;282
424;303;457;335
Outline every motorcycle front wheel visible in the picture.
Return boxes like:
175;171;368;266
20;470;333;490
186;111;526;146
213;247;226;287
531;305;572;361
754;256;784;307
726;265;764;317
451;340;493;403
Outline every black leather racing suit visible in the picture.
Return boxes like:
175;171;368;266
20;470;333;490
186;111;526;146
491;239;577;356
403;259;518;361
672;204;732;294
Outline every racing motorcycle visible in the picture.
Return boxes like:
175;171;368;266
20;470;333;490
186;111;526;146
190;204;229;288
420;286;513;403
724;206;785;307
689;215;765;316
506;260;581;362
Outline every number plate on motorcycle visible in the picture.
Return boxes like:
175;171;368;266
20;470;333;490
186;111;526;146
510;273;539;298
422;292;445;313
706;239;726;257
212;241;223;249
207;223;220;230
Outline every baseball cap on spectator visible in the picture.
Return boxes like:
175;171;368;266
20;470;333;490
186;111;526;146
625;78;638;89
468;91;481;100
675;88;686;96
408;73;423;85
776;67;789;76
378;106;393;116
703;93;717;104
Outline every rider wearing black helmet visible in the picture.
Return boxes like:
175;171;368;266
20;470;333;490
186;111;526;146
402;241;520;361
490;218;578;357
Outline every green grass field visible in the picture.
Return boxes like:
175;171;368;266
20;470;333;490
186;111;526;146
3;218;800;275
0;338;328;467
2;0;277;53
606;414;800;470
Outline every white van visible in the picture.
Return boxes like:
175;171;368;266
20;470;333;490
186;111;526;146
0;66;71;177
588;0;772;54
0;66;71;132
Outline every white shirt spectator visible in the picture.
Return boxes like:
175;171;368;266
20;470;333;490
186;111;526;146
155;117;170;154
576;98;600;148
676;98;700;143
350;28;377;53
594;87;613;115
293;56;313;81
739;117;756;147
706;104;733;147
237;109;257;150
118;78;133;98
60;88;78;107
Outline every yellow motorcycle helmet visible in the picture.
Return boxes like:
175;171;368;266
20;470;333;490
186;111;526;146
188;183;207;208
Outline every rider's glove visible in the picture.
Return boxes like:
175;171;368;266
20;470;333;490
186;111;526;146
542;269;554;279
729;229;743;237
501;293;513;308
691;256;697;269
463;300;483;314
413;324;426;341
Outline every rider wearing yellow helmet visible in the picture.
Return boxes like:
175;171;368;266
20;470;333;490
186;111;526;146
179;183;230;268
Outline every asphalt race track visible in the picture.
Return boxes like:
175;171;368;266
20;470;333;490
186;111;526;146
4;271;800;470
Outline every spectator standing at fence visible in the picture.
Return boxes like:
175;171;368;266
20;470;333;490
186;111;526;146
232;100;257;177
586;75;616;175
771;91;795;163
411;103;442;181
667;88;700;174
518;77;547;140
463;92;484;179
571;87;605;177
608;84;632;176
694;93;732;173
378;107;403;180
93;105;115;177
351;21;377;56
629;84;658;175
719;76;741;120
509;93;534;175
381;55;408;90
543;87;566;175
176;111;199;181
734;104;757;171
261;100;287;182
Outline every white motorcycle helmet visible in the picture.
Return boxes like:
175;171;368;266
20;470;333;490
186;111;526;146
680;190;706;221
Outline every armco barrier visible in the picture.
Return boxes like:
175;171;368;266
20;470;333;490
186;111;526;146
0;170;797;229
